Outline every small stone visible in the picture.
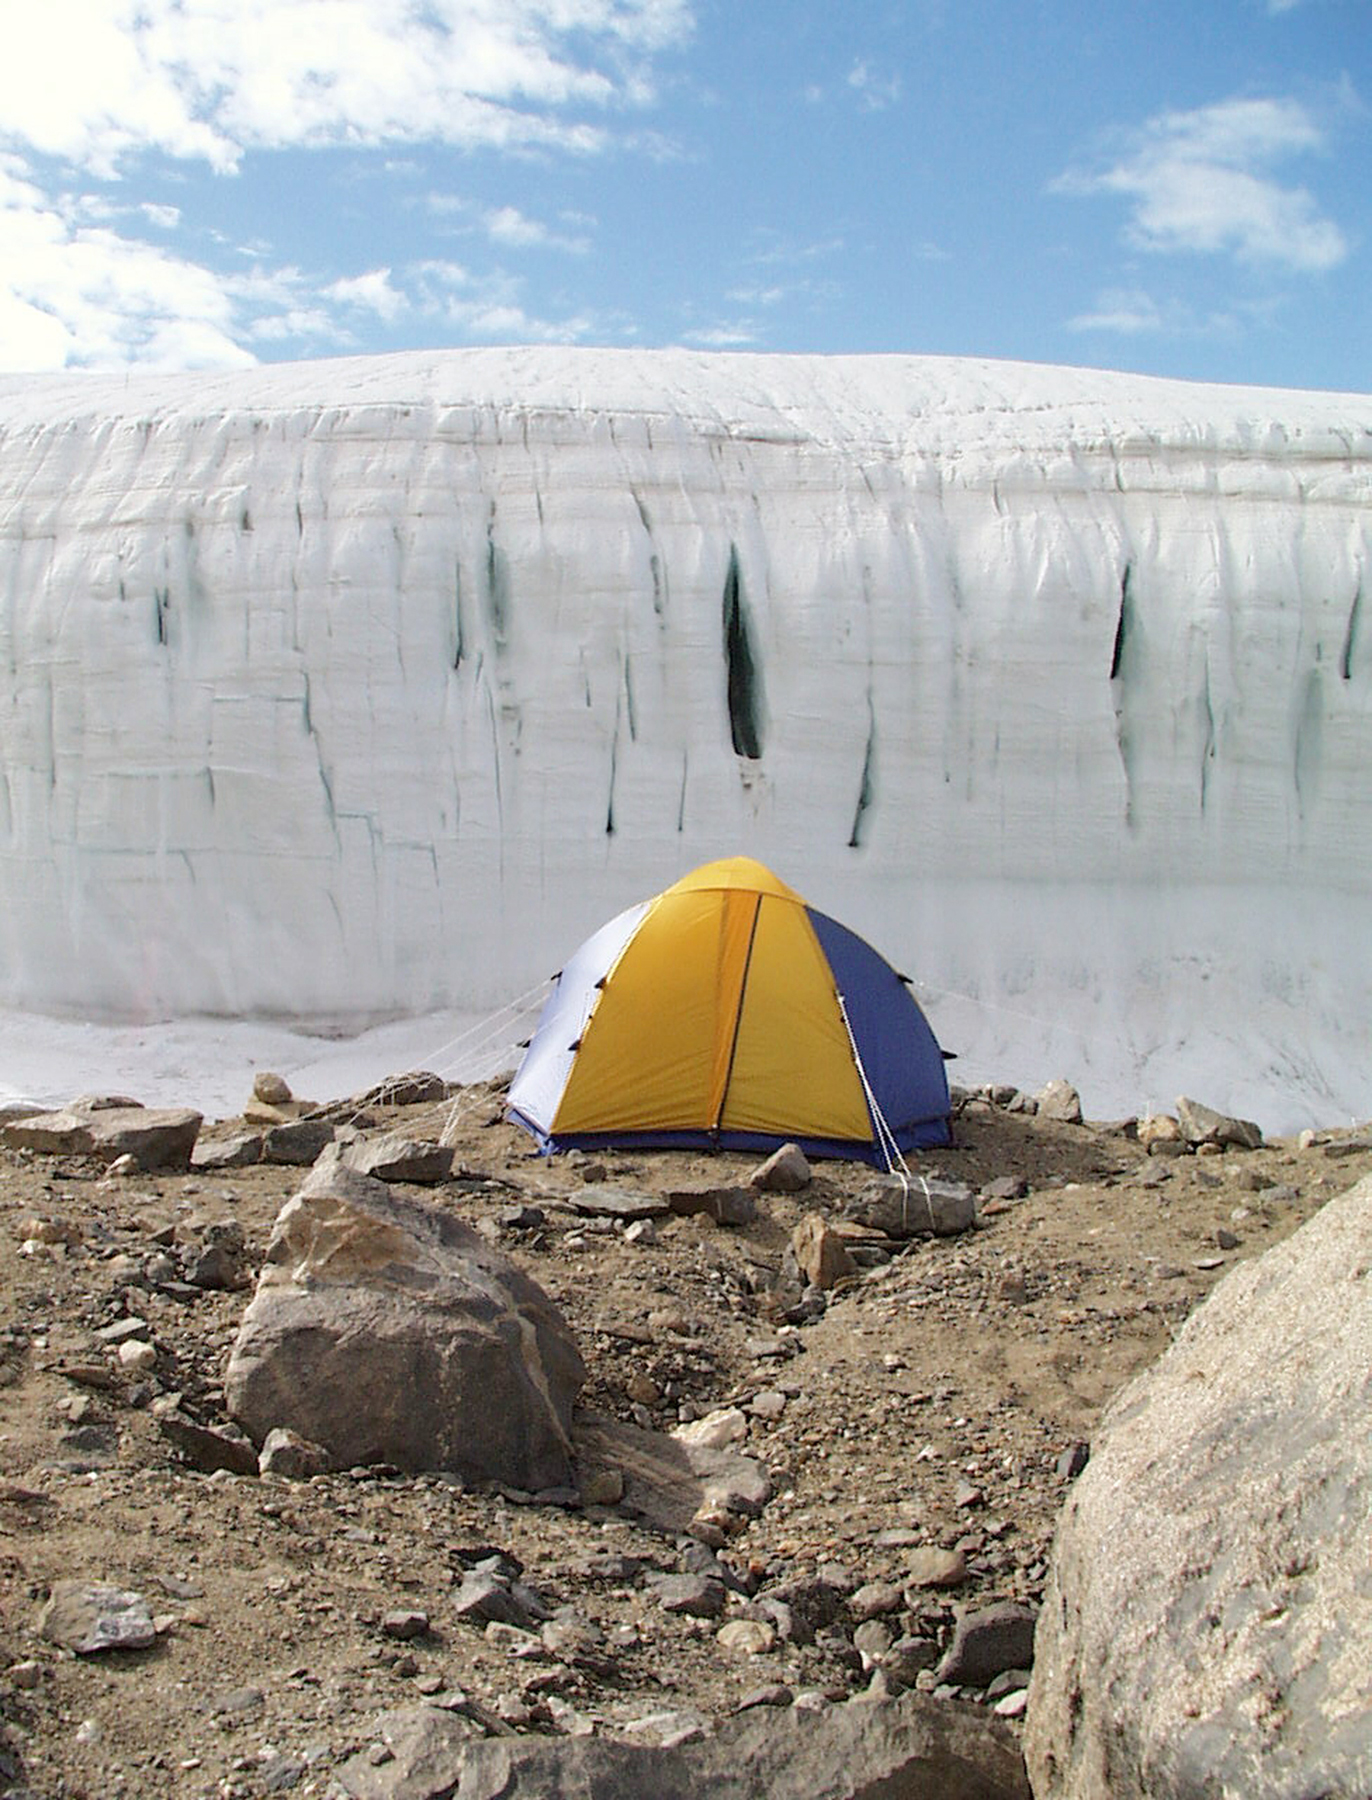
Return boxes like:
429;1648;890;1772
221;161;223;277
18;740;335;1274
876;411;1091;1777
625;1373;661;1406
849;1580;903;1622
258;1428;333;1480
40;1581;157;1654
906;1546;967;1589
1216;1227;1240;1250
955;1482;984;1509
936;1602;1038;1687
747;1389;788;1420
748;1143;812;1193
882;1636;940;1685
117;1338;157;1373
735;1683;793;1710
6;1660;43;1689
716;1619;777;1655
158;1408;260;1476
1056;1442;1090;1480
791;1214;856;1290
382;1610;429;1640
579;1467;624;1507
253;1072;294;1106
653;1574;727;1619
673;1406;747;1450
994;1688;1029;1718
1176;1095;1263;1151
852;1619;894;1662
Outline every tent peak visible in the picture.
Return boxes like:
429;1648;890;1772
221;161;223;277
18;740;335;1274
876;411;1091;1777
663;856;803;903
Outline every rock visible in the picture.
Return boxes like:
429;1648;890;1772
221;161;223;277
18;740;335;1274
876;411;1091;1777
253;1071;295;1106
260;1118;337;1165
1175;1095;1263;1150
334;1704;483;1800
341;1135;455;1185
182;1220;251;1290
579;1466;624;1506
718;1619;777;1655
847;1177;976;1239
666;1186;759;1226
191;1131;263;1170
1035;1080;1083;1124
117;1339;157;1373
345;1692;1030;1799
1055;1442;1090;1481
907;1547;968;1589
157;1408;260;1475
1026;1172;1372;1800
225;1160;584;1487
937;1604;1038;1688
576;1411;770;1533
654;1574;727;1619
673;1405;748;1451
749;1143;812;1192
566;1185;669;1221
850;1580;903;1622
361;1071;449;1107
258;1426;333;1479
452;1570;542;1630
1136;1113;1183;1147
382;1610;429;1640
1;1103;201;1170
39;1581;157;1654
791;1214;857;1289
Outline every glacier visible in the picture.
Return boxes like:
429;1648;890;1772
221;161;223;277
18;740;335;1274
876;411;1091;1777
0;347;1369;1131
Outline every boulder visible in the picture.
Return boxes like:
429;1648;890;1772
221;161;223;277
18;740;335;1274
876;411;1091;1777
260;1117;336;1165
1025;1174;1372;1800
1;1103;201;1170
224;1159;584;1489
336;1692;1029;1800
791;1214;857;1289
1035;1079;1084;1124
1175;1095;1263;1151
848;1176;976;1239
340;1133;454;1185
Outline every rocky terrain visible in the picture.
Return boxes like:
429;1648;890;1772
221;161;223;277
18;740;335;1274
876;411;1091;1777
2;1072;1369;1799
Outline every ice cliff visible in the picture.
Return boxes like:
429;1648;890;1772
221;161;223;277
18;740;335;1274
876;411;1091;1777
1;348;1369;1127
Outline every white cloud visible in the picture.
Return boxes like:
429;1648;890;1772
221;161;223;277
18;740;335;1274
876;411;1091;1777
1067;288;1164;335
483;205;592;253
846;60;902;111
0;156;253;368
326;267;409;322
680;322;757;347
1059;96;1347;273
0;1;694;177
0;4;690;368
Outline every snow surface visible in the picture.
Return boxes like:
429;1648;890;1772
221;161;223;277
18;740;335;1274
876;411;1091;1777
1;348;1369;1130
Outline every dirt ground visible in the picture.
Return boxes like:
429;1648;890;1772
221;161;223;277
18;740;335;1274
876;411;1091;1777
2;1074;1367;1800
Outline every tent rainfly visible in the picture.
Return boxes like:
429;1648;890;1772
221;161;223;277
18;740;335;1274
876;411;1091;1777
507;856;952;1165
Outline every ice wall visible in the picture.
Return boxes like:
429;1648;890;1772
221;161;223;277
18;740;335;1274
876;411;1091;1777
1;348;1369;1128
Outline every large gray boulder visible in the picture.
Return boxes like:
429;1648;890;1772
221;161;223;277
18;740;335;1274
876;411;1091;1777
1025;1176;1372;1800
1;1101;201;1170
224;1156;584;1488
335;1692;1030;1799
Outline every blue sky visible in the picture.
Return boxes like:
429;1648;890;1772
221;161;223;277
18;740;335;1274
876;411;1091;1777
0;0;1367;390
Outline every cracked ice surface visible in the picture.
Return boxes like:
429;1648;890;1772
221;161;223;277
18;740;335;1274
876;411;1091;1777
0;348;1369;1130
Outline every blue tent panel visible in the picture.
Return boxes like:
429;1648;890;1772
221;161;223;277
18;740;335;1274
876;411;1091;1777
805;908;952;1149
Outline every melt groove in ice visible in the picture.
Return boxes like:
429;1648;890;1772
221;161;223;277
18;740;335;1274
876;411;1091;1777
0;348;1369;1128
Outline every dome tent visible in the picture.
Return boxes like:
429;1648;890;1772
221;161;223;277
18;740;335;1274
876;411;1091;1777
507;857;951;1165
